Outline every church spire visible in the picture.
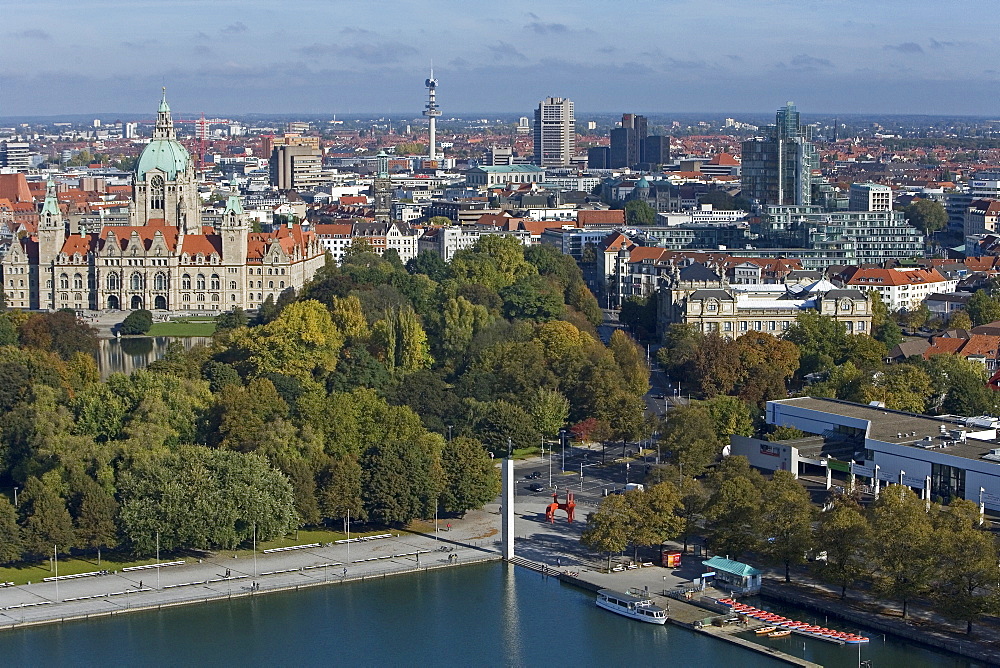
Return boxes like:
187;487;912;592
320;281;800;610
41;176;61;219
154;88;175;140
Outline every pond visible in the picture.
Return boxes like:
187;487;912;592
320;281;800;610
96;336;213;378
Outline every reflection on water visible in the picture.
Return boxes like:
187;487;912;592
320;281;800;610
96;336;213;378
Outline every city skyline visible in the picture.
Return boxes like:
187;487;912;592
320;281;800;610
2;0;999;117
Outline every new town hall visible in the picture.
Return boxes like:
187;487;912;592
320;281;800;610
3;93;325;312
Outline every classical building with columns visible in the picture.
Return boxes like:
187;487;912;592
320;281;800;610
3;93;325;312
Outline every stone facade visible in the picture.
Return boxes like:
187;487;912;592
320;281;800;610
2;94;325;312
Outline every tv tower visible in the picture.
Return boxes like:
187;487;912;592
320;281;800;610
423;69;441;162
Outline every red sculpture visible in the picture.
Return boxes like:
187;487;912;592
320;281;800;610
545;491;576;523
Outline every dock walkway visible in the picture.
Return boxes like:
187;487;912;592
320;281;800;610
507;557;820;668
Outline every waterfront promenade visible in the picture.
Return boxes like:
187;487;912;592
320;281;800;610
0;511;501;630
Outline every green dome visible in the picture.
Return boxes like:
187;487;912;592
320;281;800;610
136;138;190;181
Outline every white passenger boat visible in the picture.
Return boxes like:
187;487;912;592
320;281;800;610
595;589;668;624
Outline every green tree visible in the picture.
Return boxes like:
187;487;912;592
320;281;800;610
499;275;564;322
933;498;1000;634
117;447;296;554
904;198;947;235
704;395;755;441
439;436;500;515
470;399;541;455
406;250;450;281
704;457;765;560
624;199;656;225
120;309;153;335
966;290;1000;327
873;319;903;348
19;476;76;557
0;496;23;563
440;296;492;364
317;453;365;522
815;494;871;599
627;483;683;561
866;485;936;619
529;387;570;438
360;437;438;526
925;354;999;415
230;300;344;380
71;477;119;556
660;406;722;477
216;307;249;331
582;492;633;571
370;305;432;373
759;470;815;582
948;309;972;331
860;364;932;413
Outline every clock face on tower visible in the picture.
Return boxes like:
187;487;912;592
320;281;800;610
151;175;164;189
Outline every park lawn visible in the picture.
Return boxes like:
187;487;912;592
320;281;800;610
0;529;397;585
0;554;177;586
147;320;217;336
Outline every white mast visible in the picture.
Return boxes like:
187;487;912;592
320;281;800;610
423;69;441;162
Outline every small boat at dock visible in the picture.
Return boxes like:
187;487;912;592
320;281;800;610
755;626;777;635
595;589;667;625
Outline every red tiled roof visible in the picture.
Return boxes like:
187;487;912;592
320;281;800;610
578;210;624;226
707;152;740;166
0;174;32;203
842;266;949;287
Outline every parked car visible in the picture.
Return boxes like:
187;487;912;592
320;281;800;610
529;483;545;492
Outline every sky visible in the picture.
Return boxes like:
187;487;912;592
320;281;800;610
2;0;999;118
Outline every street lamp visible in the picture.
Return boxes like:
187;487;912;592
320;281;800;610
12;486;17;507
447;425;453;443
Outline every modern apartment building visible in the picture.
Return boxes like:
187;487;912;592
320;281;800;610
741;102;818;206
533;97;575;167
849;182;892;212
269;144;323;190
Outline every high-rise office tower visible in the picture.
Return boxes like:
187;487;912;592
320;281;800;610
587;146;610;169
643;135;670;168
610;113;647;168
533;97;575;167
741;102;817;206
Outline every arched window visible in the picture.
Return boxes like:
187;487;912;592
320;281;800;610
131;273;143;290
107;273;120;291
196;293;205;302
73;273;83;289
211;294;219;302
210;274;220;290
60;273;69;289
182;294;190;302
279;281;285;289
154;272;168;290
268;281;274;289
231;294;237;302
196;274;206;290
182;273;191;290
257;281;262;288
230;281;237;290
74;292;82;301
150;175;165;210
60;292;68;301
